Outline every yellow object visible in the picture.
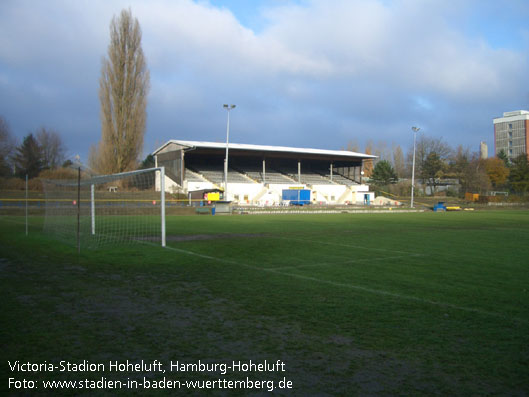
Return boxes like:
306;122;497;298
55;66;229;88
206;192;220;201
446;206;461;211
465;192;479;202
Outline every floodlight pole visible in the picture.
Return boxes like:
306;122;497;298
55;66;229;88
223;104;236;200
411;126;420;208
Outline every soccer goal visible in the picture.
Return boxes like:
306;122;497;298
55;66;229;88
42;167;166;251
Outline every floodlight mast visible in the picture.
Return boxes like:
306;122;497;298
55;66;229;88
411;126;420;208
223;104;236;200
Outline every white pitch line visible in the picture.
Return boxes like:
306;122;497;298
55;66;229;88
271;235;417;255
269;253;424;271
162;244;527;324
163;245;243;266
266;268;527;323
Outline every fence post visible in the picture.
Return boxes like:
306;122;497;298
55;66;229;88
77;167;81;254
25;174;28;236
91;184;95;235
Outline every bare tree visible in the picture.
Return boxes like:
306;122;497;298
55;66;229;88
373;140;391;163
421;151;446;194
0;116;16;176
35;127;65;170
344;139;360;152
88;143;100;172
96;8;150;174
407;136;452;193
392;144;406;178
461;154;491;194
363;141;374;177
449;145;470;171
415;136;452;164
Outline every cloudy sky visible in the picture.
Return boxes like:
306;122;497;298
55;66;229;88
1;0;528;163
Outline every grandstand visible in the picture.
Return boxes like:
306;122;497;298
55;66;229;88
153;140;376;205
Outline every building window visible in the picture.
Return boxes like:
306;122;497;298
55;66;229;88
509;131;513;138
509;123;513;129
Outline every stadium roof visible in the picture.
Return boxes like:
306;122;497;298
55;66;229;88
153;140;377;159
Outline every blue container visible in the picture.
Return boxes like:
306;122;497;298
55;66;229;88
282;189;311;206
433;202;447;212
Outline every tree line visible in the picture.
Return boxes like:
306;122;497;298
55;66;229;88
0;116;70;180
3;115;529;197
362;136;529;196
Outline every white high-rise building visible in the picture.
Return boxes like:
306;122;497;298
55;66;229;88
479;141;488;159
493;110;529;161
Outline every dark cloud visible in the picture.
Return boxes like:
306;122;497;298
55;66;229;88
1;0;528;164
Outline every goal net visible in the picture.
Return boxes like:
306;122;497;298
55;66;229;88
42;167;166;250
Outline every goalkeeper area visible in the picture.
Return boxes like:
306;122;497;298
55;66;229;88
1;211;529;394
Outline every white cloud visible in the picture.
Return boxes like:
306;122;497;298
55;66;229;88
2;0;524;100
258;0;527;100
0;0;528;158
130;0;331;79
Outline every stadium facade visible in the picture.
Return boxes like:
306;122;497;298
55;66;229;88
152;140;376;205
493;110;529;161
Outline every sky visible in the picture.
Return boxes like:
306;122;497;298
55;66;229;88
1;0;529;164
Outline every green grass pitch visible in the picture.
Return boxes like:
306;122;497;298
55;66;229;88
1;211;529;395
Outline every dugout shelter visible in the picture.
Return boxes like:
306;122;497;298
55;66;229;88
153;140;376;205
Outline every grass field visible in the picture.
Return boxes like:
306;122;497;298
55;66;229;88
1;211;529;395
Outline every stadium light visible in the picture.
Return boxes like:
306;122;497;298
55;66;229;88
411;126;420;208
223;104;236;200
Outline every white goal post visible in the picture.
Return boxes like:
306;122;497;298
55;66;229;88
42;167;166;250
